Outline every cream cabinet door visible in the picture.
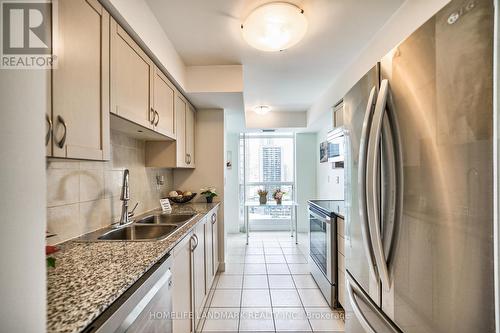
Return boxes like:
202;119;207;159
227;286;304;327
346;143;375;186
212;210;219;277
185;104;196;168
204;216;214;291
110;19;154;129
193;222;206;331
52;0;110;160
172;233;193;333
153;67;175;138
175;93;187;167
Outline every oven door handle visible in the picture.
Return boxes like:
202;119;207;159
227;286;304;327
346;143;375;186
309;208;331;224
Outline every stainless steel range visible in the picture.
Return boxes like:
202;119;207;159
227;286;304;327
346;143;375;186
308;200;344;308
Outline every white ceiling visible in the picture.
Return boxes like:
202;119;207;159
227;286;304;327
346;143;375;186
146;0;404;116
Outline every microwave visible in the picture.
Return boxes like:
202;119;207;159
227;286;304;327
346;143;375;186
327;128;345;164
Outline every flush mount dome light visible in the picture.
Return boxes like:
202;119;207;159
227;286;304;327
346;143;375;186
254;105;271;115
241;2;307;52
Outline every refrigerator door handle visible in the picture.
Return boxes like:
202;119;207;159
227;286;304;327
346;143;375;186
358;85;379;281
346;271;403;333
366;79;403;290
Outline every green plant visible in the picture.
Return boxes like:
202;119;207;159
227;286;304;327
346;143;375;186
201;187;218;198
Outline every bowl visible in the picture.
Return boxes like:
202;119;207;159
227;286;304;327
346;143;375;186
167;193;197;204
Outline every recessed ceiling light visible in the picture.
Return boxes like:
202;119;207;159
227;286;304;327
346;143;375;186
254;105;271;115
241;2;307;52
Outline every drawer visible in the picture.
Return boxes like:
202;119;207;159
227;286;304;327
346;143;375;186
338;268;346;307
337;234;345;256
337;217;344;237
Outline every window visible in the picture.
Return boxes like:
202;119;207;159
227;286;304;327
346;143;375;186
239;133;295;231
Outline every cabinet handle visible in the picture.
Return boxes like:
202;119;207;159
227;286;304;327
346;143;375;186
45;114;52;146
211;213;216;224
186;154;191;165
150;107;156;125
56;115;67;149
190;234;198;251
154;110;160;126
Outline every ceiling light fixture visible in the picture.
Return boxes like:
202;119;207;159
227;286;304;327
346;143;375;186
241;2;307;52
254;105;271;115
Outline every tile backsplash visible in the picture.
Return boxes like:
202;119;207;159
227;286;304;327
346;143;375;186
46;130;173;245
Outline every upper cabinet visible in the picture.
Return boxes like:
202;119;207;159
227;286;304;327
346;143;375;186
110;19;154;130
145;93;196;168
153;67;176;138
51;0;110;160
186;104;196;168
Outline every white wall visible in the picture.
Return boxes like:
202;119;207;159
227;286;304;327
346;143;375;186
295;133;317;232
0;71;47;331
224;132;240;234
308;0;451;129
314;112;345;200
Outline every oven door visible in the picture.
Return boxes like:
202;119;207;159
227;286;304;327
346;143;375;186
309;208;333;283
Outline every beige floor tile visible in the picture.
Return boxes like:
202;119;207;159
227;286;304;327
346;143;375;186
243;275;269;289
246;247;265;255
292;275;318;289
266;255;287;263
266;264;290;275
285;254;308;264
273;307;311;332
270;289;302;307
217;275;243;289
245;255;266;263
297;288;329;307
222;263;245;275
288;263;310;274
202;308;240;332
268;275;295;289
245;263;267;275
211;290;242;307
242;289;271;307
239;308;274;332
264;247;283;255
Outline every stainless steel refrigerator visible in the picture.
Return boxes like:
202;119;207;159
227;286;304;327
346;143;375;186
342;0;494;332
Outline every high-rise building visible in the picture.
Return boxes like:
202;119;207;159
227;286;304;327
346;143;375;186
262;146;282;182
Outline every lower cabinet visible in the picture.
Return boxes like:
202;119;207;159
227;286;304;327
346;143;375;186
192;221;206;331
172;208;219;333
205;211;219;290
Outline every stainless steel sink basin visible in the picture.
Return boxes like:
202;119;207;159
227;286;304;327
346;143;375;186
135;213;195;225
97;225;178;241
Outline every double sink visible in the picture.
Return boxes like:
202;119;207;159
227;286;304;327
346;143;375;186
79;212;197;242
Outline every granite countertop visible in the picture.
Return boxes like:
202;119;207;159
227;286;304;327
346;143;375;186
46;202;220;333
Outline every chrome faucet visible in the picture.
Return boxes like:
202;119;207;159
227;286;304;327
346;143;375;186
118;169;134;227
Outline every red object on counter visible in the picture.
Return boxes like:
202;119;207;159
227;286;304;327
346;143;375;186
46;245;59;255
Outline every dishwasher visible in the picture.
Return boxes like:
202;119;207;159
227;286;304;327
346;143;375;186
82;253;173;333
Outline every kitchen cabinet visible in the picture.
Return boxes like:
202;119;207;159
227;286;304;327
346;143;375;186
171;208;219;333
192;221;206;331
110;18;154;130
186;103;196;167
153;67;176;138
145;92;196;168
51;0;110;160
205;210;219;290
172;231;193;333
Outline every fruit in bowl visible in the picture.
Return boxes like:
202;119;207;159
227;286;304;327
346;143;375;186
166;190;197;204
